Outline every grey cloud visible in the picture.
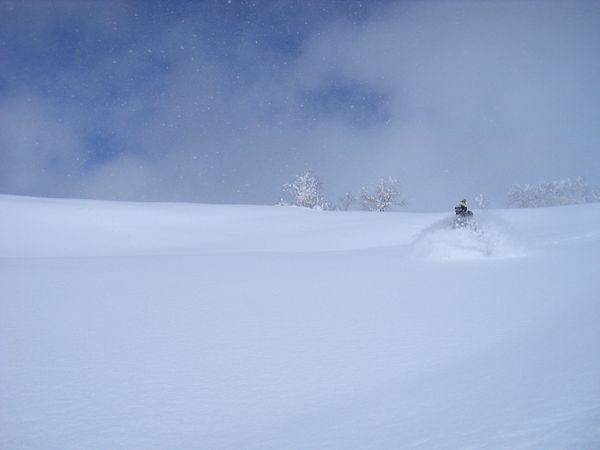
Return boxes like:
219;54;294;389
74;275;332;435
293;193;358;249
0;95;85;196
1;1;599;210
292;1;600;207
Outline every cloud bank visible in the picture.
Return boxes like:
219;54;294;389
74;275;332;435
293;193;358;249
1;0;599;210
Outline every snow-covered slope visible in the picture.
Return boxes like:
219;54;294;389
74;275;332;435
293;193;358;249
1;195;599;449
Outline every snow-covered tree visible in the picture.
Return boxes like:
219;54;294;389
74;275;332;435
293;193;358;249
283;171;326;209
338;191;355;211
360;177;405;212
507;177;600;208
474;193;490;209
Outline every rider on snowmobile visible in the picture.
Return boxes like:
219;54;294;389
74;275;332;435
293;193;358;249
454;199;473;217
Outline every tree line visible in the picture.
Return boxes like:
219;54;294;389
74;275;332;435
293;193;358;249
282;172;600;211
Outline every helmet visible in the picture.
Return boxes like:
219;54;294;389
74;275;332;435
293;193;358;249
458;199;467;207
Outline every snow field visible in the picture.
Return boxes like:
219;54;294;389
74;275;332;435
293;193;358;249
1;195;599;449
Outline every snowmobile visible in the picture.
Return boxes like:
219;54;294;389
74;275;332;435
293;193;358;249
453;199;476;230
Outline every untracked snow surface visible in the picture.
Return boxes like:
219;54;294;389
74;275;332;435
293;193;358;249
1;195;599;449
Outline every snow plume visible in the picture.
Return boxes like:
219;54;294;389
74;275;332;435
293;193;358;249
411;213;526;260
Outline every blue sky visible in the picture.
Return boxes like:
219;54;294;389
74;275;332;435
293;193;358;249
1;0;599;210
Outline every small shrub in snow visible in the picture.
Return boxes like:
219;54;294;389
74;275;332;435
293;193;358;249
507;177;600;208
283;171;327;209
474;193;490;210
320;199;337;211
360;177;405;212
338;192;355;211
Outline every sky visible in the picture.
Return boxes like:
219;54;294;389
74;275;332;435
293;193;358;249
1;0;599;211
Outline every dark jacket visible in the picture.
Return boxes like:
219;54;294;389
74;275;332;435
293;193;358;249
455;205;473;216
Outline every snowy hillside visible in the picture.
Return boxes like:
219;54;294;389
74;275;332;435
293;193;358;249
1;194;599;449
